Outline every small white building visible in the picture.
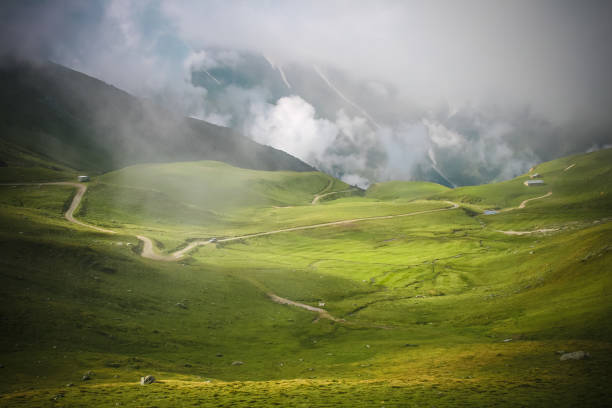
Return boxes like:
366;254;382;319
78;175;90;182
524;180;544;186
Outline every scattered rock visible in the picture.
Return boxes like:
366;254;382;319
140;375;155;385
560;351;590;361
51;393;64;401
184;363;192;368
555;350;566;355
216;353;223;357
403;344;419;348
365;344;371;348
175;302;188;309
80;371;94;381
503;338;513;342
66;383;73;387
106;362;121;368
231;361;244;366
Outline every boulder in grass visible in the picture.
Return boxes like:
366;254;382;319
140;375;155;385
231;361;244;366
559;351;590;361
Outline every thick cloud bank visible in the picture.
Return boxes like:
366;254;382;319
2;0;611;186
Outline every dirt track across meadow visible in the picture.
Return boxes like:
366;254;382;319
518;191;552;209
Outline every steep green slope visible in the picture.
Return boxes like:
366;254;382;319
0;138;77;182
0;149;610;406
0;58;314;174
434;148;612;211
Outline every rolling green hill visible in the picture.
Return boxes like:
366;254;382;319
366;180;450;201
0;58;314;177
0;149;610;406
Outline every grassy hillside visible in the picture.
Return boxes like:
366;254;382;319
366;180;450;201
0;139;77;182
75;161;447;250
0;150;611;406
0;58;314;174
434;148;612;211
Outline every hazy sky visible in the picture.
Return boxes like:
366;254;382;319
2;0;611;185
3;0;610;120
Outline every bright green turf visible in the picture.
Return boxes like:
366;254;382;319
366;180;450;201
0;150;611;407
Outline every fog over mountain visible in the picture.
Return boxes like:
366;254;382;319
2;0;611;187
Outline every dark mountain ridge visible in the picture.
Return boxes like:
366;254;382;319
0;57;315;174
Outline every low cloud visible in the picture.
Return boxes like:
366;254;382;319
2;1;611;186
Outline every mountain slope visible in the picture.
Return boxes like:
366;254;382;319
0;58;315;175
0;149;610;406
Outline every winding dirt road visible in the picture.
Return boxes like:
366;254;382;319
494;191;554;235
518;191;552;209
497;228;558;236
3;182;458;260
136;235;176;261
3;181;459;322
311;179;333;204
312;189;356;204
0;182;115;234
167;201;459;260
268;294;343;322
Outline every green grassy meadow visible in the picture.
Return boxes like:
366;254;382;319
0;149;611;406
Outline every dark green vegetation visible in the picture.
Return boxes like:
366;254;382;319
0;58;314;175
0;149;611;407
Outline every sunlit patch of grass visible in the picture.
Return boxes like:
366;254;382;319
0;151;611;406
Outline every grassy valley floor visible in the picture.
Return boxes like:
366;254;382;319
0;150;611;406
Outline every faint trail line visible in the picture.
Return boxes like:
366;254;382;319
496;228;559;236
268;294;344;322
495;192;554;235
312;189;355;204
518;191;552;209
137;235;176;261
4;181;456;326
1;182;458;261
0;182;115;234
176;201;460;259
311;179;333;204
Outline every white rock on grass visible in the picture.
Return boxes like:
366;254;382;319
559;351;590;361
140;375;155;385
